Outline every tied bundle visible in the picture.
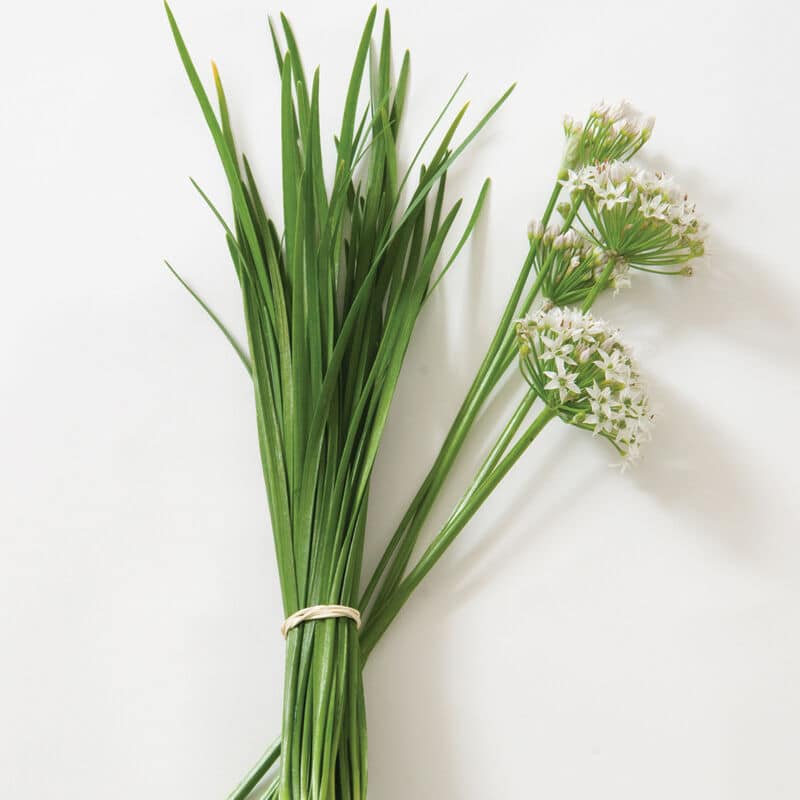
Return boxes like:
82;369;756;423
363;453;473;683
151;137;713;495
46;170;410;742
165;5;509;798
164;6;707;799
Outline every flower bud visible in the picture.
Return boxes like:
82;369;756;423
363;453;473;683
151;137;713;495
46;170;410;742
527;219;544;241
556;201;572;218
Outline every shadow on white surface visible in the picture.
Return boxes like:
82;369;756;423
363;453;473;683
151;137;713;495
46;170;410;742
360;215;795;795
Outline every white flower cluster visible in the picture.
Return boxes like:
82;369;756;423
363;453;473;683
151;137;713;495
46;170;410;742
560;161;707;271
516;306;652;465
527;220;630;301
562;100;654;169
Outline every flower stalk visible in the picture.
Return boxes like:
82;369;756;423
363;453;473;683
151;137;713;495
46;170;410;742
361;404;558;656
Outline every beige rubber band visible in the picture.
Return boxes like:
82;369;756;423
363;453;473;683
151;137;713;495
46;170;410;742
281;604;362;638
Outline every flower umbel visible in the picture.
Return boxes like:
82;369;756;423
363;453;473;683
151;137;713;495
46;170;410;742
516;306;652;465
563;161;707;275
562;100;654;171
527;221;630;304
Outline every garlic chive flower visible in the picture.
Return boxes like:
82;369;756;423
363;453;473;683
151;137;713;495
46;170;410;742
562;100;654;171
563;161;707;274
527;221;630;304
516;306;652;465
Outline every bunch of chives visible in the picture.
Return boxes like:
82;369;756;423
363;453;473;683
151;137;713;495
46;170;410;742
165;5;510;797
211;96;701;800
165;5;706;796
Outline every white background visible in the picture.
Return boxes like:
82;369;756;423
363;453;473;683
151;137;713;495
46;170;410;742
2;1;799;797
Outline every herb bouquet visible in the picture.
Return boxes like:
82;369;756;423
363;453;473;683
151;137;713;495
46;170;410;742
164;5;706;799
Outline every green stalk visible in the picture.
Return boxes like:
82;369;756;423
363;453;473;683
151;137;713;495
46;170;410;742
361;405;557;657
580;255;617;312
451;391;538;519
226;739;282;800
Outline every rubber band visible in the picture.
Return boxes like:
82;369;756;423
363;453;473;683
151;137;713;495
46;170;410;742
281;604;362;638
